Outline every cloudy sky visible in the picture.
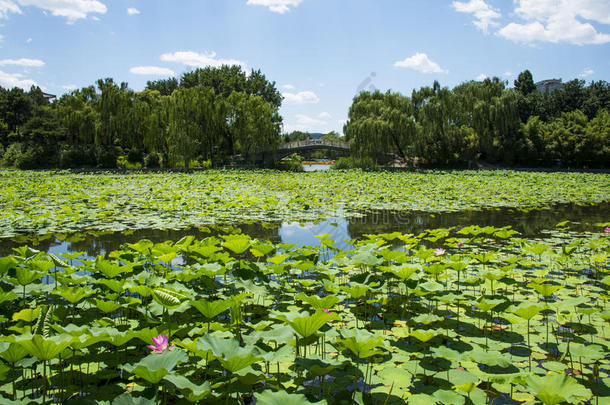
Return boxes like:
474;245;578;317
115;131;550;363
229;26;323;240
1;0;609;134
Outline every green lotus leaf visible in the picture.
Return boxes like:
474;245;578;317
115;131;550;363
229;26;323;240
189;298;230;319
525;243;549;256
295;293;340;310
433;389;465;405
96;258;131;278
196;335;261;373
387;264;419;281
340;283;369;299
410;329;438;343
285;310;339;338
512;303;544;320
408;393;436;404
96;278;125;293
566;343;605;362
15;267;43;286
412;313;443;325
54;286;94;304
268;253;290;264
95;300;122;313
527;283;563;298
336;328;385;359
0;256;16;275
222;237;251;255
255;390;327;405
0;291;18;305
48;252;69;268
377;366;412;389
12;307;41;323
163;374;212;402
469;348;512;368
112;392;155;405
123;348;188;384
152;288;188;309
16;334;72;361
127;240;154;255
250;242;275;257
525;374;592;405
0;342;28;363
474;298;505;312
431;346;469;363
418;280;444;292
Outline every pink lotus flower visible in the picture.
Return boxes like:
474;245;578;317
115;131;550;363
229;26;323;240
435;248;446;256
147;334;175;354
457;241;464;248
322;308;330;313
605;227;610;234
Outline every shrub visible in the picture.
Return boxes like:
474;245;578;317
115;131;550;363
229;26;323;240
144;153;161;168
332;156;376;170
127;148;143;164
280;153;304;172
15;145;46;169
1;143;24;167
96;147;121;169
60;146;97;168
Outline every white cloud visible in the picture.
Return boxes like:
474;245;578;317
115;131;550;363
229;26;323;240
452;0;501;33
126;7;139;15
394;53;448;74
0;57;44;67
160;51;247;71
579;68;594;77
130;66;175;76
26;37;32;43
0;69;36;89
284;113;328;132
0;0;21;19
498;0;610;45
61;84;77;91
502;71;513;78
318;112;331;119
282;90;319;105
282;84;295;90
246;0;303;14
476;73;488;81
17;0;106;23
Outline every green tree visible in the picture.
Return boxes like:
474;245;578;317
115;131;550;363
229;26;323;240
514;70;536;96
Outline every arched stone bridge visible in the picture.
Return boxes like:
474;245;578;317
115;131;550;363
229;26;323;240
277;139;350;158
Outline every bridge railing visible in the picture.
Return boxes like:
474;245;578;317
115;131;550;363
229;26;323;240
279;139;350;150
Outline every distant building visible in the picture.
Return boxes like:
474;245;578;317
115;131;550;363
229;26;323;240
42;92;56;101
536;79;563;95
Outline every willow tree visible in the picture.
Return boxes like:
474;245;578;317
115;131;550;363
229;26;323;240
227;92;281;162
345;90;417;163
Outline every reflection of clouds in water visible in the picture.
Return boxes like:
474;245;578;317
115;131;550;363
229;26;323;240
278;218;352;250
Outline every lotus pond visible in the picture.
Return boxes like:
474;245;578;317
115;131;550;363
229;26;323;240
0;169;609;237
0;169;609;404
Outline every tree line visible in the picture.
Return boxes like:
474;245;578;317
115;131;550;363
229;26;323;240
0;66;282;169
345;71;610;168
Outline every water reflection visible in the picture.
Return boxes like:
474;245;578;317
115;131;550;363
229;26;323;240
303;164;332;172
0;202;607;258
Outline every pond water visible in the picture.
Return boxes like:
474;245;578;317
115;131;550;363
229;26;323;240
303;163;332;172
0;202;606;259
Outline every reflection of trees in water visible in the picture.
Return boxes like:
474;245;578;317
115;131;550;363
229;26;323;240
347;203;610;239
0;223;281;258
0;202;607;256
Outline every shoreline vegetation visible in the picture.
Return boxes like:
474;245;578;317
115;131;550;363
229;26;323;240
1;67;608;171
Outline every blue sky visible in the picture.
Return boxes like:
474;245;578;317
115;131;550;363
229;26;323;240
0;0;609;134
